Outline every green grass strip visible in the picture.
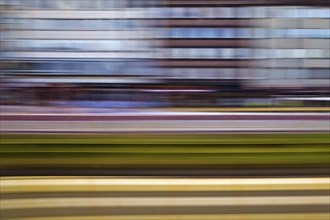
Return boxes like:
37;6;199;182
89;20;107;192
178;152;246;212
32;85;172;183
1;133;329;169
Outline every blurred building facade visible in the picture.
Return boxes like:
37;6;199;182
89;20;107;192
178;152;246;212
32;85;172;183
1;0;164;107
157;0;330;107
1;0;329;107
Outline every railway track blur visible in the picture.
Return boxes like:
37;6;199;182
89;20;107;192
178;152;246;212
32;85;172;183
1;176;329;219
1;109;329;219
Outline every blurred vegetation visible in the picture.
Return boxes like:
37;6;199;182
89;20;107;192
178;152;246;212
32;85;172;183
1;133;329;170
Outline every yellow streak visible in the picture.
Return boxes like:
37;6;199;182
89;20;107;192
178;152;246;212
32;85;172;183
1;196;329;209
1;177;329;193
12;213;330;220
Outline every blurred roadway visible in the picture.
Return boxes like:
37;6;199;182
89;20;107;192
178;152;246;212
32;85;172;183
1;177;329;219
1;112;329;133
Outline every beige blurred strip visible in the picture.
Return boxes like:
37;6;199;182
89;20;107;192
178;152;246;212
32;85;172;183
13;213;330;220
2;120;329;133
1;196;329;209
1;177;329;193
